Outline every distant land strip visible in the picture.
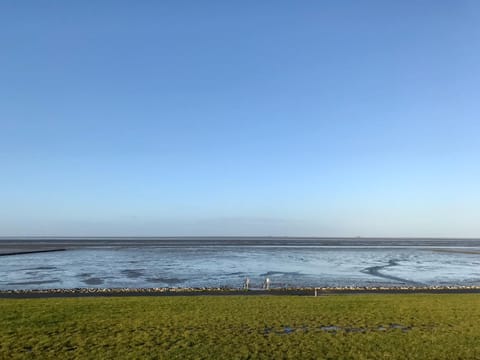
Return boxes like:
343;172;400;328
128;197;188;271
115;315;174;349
2;237;480;249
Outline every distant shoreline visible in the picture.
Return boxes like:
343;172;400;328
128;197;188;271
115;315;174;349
2;237;480;251
2;236;480;240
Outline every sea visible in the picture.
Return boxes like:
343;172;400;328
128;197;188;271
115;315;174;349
1;237;480;290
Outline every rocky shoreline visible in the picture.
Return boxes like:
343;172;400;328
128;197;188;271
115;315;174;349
2;285;480;298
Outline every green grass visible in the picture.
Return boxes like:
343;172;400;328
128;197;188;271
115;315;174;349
1;294;480;359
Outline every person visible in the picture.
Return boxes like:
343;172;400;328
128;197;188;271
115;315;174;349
243;277;250;290
263;277;271;290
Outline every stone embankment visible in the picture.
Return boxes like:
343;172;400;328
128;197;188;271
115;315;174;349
2;285;480;298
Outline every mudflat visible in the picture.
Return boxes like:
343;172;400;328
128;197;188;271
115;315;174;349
2;237;480;291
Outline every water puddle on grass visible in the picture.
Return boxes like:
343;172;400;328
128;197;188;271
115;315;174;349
263;323;414;335
320;325;341;332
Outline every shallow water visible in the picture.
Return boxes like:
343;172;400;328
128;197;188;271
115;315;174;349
1;238;480;290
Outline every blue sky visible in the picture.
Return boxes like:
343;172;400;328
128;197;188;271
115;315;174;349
1;1;480;237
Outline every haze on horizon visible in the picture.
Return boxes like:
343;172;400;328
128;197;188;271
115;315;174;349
1;1;480;238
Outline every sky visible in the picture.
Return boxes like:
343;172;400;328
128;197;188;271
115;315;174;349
1;1;480;237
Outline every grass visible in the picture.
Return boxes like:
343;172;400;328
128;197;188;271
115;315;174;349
1;294;480;359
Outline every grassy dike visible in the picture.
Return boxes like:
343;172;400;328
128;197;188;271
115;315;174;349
1;294;480;359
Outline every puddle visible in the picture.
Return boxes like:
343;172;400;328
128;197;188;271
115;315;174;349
263;323;415;336
260;271;301;277
121;269;145;279
320;326;340;332
6;280;60;286
345;327;366;333
389;323;412;332
77;273;92;278
21;266;58;271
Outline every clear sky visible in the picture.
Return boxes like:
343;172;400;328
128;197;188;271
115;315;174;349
1;1;480;237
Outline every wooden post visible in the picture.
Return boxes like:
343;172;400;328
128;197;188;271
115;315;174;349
314;288;318;297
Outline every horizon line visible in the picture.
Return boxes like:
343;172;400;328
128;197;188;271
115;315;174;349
1;235;480;240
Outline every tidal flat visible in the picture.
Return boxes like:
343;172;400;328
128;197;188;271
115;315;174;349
1;237;480;290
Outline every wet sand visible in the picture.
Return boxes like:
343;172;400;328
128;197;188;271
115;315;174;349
361;259;424;286
2;237;480;291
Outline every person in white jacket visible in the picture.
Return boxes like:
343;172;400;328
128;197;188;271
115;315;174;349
263;277;271;290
